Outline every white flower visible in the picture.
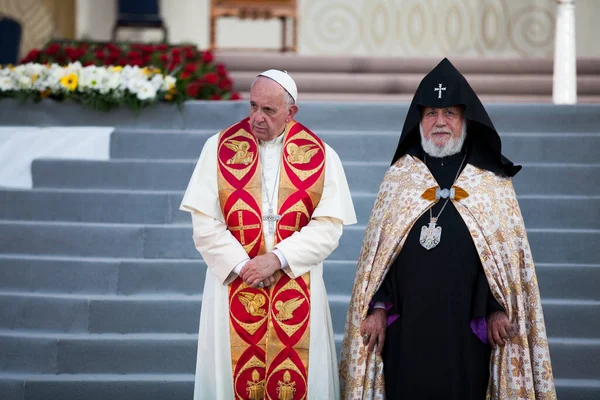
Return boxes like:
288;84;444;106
127;78;144;94
0;76;14;91
136;81;157;101
79;66;107;92
163;75;176;91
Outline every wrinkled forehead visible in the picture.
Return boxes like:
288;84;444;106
419;104;465;113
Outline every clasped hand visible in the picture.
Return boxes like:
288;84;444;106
359;308;387;355
487;310;512;348
239;253;281;288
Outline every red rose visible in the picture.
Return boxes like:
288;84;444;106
45;43;61;55
159;54;169;63
156;44;168;51
202;51;214;64
186;83;201;98
218;78;232;90
184;49;195;60
95;50;105;59
216;63;228;77
83;61;95;67
204;72;218;85
230;92;242;100
110;50;122;59
168;62;178;72
130;58;143;67
127;50;142;59
210;94;222;101
64;47;77;60
56;55;67;64
181;71;192;80
172;54;182;65
107;43;120;52
118;58;128;66
25;49;41;61
143;55;151;65
103;58;113;66
184;63;197;74
171;48;181;56
142;45;155;53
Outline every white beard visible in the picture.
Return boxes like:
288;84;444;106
420;122;467;158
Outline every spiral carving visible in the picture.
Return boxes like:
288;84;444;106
509;5;555;56
303;1;361;54
301;0;559;58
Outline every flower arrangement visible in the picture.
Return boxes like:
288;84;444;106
0;62;177;111
0;40;241;111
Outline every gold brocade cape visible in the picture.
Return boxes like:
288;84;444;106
217;117;326;400
339;155;556;400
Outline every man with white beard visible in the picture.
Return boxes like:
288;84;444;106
339;58;556;400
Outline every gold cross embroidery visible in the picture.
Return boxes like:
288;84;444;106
229;211;260;245
279;212;302;233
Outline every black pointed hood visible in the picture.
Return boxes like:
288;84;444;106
391;58;521;177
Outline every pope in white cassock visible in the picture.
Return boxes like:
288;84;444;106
180;69;357;400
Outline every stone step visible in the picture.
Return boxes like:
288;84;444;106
0;374;193;400
1;291;598;339
0;374;598;400
230;71;600;97
0;255;598;301
2;189;599;230
0;374;596;400
109;129;600;164
0;330;598;379
240;92;600;104
1;221;598;264
217;52;600;76
0;189;181;225
30;159;600;196
0;333;196;374
3;100;600;134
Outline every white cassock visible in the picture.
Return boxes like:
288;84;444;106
180;131;357;400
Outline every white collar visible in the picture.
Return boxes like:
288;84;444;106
259;131;286;147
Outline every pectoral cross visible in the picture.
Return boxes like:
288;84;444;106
434;83;446;99
262;207;281;236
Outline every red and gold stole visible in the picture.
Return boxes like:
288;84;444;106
217;117;326;400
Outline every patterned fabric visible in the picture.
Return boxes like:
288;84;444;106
339;155;556;400
217;118;326;400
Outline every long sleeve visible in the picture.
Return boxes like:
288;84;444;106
191;211;250;285
275;216;343;278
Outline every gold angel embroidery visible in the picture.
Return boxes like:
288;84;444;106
238;292;267;317
224;139;254;165
286;143;319;164
275;297;306;321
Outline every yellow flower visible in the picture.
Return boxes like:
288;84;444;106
142;67;151;76
60;73;78;91
32;74;39;84
110;66;123;72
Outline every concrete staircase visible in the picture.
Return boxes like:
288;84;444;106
218;52;600;103
0;101;599;399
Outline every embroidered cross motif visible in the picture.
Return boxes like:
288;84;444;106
434;83;446;99
230;212;260;245
279;213;302;233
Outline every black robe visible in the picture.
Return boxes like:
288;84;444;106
372;147;503;400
